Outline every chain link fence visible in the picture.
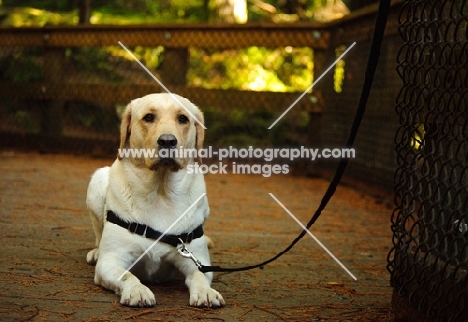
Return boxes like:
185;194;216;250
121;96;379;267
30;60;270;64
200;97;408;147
388;0;468;321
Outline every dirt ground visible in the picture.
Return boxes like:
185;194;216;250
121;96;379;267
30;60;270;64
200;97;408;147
0;151;395;321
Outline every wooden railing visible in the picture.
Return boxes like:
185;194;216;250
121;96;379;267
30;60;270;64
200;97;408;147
0;1;402;153
0;23;330;110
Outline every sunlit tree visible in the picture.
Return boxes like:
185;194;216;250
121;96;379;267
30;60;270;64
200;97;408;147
214;0;247;23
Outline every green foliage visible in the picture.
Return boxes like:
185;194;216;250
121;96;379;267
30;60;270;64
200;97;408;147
2;99;40;133
1;1;316;146
102;46;164;72
0;49;43;82
85;0;208;24
249;0;335;22
189;47;313;92
14;109;39;132
0;0;348;26
0;0;209;25
69;47;124;83
0;7;78;26
333;45;346;93
66;101;120;132
2;0;75;11
203;106;308;148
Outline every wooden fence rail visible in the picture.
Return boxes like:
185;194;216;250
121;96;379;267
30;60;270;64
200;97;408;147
0;23;330;48
0;23;336;118
0;1;401;157
0;23;336;139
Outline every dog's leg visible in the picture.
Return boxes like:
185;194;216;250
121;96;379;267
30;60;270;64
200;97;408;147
186;270;224;307
93;223;158;307
86;210;102;265
173;238;225;308
86;167;109;265
95;253;157;307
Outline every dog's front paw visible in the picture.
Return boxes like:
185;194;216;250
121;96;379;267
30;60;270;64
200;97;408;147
86;248;99;265
121;284;156;307
190;287;225;308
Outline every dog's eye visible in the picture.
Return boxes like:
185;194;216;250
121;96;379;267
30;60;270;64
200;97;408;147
143;114;154;123
178;115;189;124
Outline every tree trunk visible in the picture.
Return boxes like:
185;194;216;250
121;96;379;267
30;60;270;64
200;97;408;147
78;0;91;24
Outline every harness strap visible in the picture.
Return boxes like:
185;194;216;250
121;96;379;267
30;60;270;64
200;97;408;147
106;210;204;247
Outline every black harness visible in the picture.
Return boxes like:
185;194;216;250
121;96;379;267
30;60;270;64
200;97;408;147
106;210;204;247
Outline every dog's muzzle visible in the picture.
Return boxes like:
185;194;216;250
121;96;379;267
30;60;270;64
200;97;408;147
152;134;181;171
157;134;178;149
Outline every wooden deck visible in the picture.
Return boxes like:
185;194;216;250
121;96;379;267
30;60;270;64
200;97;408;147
0;152;393;321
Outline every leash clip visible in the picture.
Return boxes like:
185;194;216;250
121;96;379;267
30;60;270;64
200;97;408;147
177;239;203;269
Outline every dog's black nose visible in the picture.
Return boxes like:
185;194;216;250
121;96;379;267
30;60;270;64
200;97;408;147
157;134;178;149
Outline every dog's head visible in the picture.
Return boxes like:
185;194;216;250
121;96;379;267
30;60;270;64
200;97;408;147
118;93;205;171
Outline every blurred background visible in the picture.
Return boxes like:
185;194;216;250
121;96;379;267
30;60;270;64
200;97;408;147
0;0;397;187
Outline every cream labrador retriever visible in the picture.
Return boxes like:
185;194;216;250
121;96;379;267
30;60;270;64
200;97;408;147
85;93;224;308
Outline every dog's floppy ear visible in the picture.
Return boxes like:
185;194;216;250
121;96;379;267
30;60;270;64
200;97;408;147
117;102;132;160
194;108;205;164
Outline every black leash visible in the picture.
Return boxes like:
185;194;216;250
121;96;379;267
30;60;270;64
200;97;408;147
198;0;392;274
